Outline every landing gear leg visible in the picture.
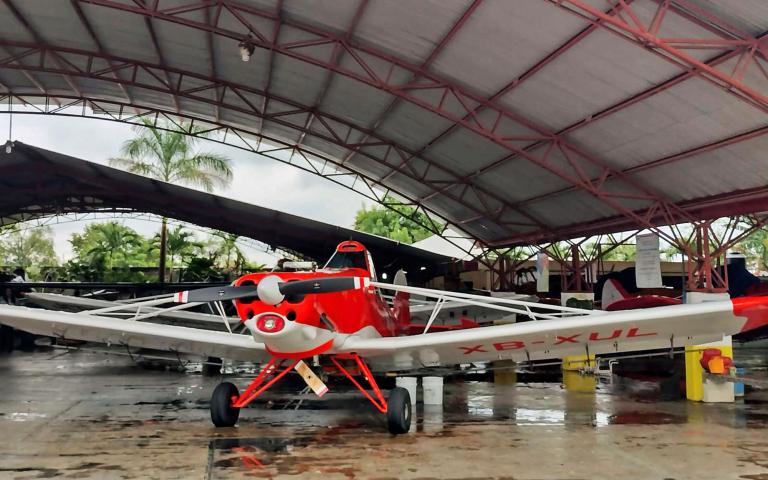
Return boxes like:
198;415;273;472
331;354;412;435
209;357;299;428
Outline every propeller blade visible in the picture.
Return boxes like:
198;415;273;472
174;276;367;306
174;285;259;303
279;277;362;296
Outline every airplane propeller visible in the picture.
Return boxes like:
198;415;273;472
173;276;363;306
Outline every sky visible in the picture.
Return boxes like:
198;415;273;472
2;112;373;265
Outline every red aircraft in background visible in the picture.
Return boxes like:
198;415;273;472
2;241;768;434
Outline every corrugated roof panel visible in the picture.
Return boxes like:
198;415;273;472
430;0;589;94
79;3;158;65
567;77;767;171
473;156;572;203
425;129;511;177
11;0;93;51
376;102;456;151
282;0;360;35
260;119;304;145
631;134;768;202
317;75;394;127
524;189;618;227
384;171;439;201
301;135;356;163
499;28;688;131
267;53;329;106
353;0;471;64
684;0;768;36
459;217;513;243
344;154;394;180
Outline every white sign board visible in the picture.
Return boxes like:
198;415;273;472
536;253;549;293
635;233;663;288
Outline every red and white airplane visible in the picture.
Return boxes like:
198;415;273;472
1;240;767;434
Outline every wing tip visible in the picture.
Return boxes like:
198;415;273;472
733;296;768;333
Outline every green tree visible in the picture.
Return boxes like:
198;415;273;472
109;119;233;281
353;197;439;244
603;244;637;262
70;222;144;278
210;232;247;274
736;227;768;271
0;226;58;279
156;225;203;268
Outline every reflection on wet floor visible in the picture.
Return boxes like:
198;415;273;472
0;349;767;479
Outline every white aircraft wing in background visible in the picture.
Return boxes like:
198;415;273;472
0;305;268;362
347;286;768;372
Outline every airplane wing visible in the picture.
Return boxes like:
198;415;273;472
23;292;237;330
0;305;268;362
340;297;768;372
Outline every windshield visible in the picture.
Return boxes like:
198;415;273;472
323;250;368;270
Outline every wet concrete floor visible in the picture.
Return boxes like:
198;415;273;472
0;349;767;479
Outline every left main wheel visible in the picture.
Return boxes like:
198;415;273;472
210;382;240;427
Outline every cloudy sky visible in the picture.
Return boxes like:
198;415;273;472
4;112;373;265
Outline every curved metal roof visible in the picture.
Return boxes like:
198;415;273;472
0;142;452;276
0;0;765;247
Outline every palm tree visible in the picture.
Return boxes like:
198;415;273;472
211;232;247;276
160;225;203;269
110;120;233;281
81;222;142;271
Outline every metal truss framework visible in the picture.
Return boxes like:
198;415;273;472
2;96;766;290
494;215;768;295
0;95;482;256
0;0;761;248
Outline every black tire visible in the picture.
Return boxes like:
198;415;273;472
210;382;240;427
202;357;223;377
386;387;412;435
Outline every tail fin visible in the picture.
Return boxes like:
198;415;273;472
392;269;410;333
601;278;630;309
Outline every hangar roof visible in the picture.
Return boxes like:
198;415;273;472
0;0;765;247
0;142;451;275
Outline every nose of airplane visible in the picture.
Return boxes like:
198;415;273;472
244;312;336;358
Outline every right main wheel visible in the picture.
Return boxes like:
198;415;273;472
210;382;240;427
386;386;412;434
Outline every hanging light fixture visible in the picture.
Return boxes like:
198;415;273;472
238;38;255;62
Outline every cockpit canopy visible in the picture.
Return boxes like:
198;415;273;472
323;241;377;279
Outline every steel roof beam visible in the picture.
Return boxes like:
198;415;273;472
2;0;83;98
257;0;282;144
204;5;220;122
70;0;133;104
137;1;180;113
344;0;483;170
555;0;767;110
296;0;369;153
487;185;768;247
489;125;768;226
467;36;765;210
389;0;632;178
